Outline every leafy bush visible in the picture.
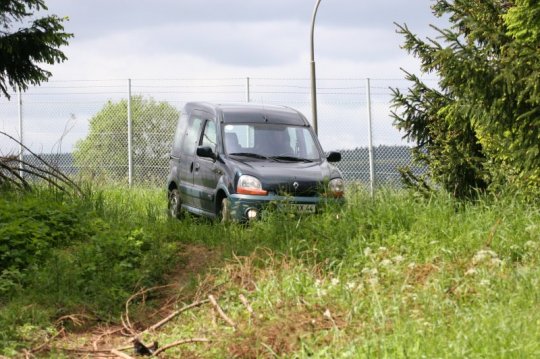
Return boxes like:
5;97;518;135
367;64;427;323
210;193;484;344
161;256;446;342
0;186;178;352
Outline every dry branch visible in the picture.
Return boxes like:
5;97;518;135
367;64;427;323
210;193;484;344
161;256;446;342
208;294;236;328
239;294;254;316
152;338;210;356
30;327;65;354
0;131;82;194
110;348;135;359
135;299;210;339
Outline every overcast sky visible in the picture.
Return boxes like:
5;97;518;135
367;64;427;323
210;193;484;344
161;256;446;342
2;1;446;154
42;0;444;80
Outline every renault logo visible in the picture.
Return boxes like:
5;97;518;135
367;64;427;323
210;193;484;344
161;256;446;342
293;181;299;190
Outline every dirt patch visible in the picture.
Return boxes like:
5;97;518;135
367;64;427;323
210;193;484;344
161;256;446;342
45;244;221;357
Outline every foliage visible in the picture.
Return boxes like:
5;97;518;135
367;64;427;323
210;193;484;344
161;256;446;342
73;96;179;181
0;186;178;353
0;0;72;98
392;0;540;197
1;185;538;356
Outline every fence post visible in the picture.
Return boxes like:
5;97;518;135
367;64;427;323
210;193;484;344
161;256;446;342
246;77;251;103
17;86;23;177
366;78;375;197
127;79;133;187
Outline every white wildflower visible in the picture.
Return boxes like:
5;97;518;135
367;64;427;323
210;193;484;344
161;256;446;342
465;268;477;276
524;240;537;251
330;278;340;286
346;281;356;290
401;284;413;292
472;249;498;265
363;247;372;257
393;255;405;263
490;258;503;267
380;259;392;267
323;308;333;320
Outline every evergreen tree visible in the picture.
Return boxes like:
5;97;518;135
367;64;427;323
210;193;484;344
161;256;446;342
0;0;72;98
392;0;539;197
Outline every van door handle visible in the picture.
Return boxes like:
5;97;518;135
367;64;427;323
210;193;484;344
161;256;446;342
194;163;200;172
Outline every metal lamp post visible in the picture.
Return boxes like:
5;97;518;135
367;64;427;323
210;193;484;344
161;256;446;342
310;0;322;135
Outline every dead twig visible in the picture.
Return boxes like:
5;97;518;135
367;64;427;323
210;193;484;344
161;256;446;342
136;299;210;338
30;327;65;354
110;348;135;359
120;314;137;337
93;326;124;351
152;338;210;356
208;294;236;328
239;294;254;316
123;284;176;335
0;131;83;195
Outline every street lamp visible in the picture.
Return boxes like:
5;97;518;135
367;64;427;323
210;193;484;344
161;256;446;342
310;0;322;135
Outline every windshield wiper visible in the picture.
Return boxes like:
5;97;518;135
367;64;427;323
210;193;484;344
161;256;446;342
228;152;270;160
270;155;314;162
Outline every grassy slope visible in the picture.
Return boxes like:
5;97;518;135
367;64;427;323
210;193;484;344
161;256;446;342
1;186;539;357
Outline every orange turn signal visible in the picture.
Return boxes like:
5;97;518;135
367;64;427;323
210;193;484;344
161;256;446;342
237;186;268;195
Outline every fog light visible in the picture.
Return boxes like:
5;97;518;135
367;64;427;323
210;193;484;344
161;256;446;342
246;208;258;220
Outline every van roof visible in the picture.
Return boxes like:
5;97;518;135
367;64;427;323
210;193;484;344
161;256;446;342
184;102;310;126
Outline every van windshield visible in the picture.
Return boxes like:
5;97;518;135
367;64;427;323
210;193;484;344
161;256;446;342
223;124;321;161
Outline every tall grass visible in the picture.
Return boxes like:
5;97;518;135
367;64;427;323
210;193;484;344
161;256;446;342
1;184;538;356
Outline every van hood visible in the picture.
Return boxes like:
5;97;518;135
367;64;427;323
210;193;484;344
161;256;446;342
226;157;340;196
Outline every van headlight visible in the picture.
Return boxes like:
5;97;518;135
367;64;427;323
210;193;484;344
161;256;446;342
328;178;344;198
237;175;268;195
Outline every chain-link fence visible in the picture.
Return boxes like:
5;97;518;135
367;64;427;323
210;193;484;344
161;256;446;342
0;77;428;189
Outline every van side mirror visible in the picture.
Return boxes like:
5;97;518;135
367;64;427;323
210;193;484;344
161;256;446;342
327;151;341;162
196;146;216;160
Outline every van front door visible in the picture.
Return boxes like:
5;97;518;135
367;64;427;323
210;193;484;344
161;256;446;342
193;118;220;214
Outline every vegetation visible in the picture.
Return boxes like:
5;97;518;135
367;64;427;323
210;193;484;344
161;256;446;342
0;0;72;98
73;96;179;182
392;0;540;197
0;185;538;357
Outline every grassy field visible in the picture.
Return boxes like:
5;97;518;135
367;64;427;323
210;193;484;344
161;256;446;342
0;185;539;357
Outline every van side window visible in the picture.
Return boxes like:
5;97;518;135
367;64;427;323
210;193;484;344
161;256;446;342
200;120;217;152
171;112;188;157
181;117;203;155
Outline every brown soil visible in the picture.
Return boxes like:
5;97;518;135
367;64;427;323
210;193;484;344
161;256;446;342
42;244;221;358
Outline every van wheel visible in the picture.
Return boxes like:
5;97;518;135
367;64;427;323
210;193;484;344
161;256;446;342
168;189;183;219
220;197;231;223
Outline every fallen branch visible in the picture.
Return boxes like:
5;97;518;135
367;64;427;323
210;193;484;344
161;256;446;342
30;327;65;354
110;348;135;359
93;327;124;350
208;295;236;328
152;338;210;357
239;294;254;316
123;284;176;335
136;299;210;338
120;314;137;337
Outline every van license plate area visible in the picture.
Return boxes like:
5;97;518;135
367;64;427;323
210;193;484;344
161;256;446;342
279;204;316;214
